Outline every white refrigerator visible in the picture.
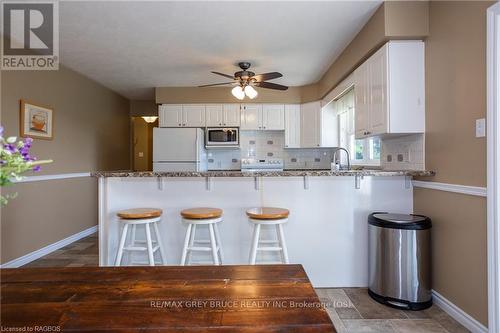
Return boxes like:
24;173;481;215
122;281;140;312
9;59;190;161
153;128;207;171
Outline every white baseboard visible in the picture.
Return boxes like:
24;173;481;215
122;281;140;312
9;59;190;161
0;225;98;268
432;290;488;333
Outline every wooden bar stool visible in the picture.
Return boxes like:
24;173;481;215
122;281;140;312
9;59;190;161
247;207;290;265
180;207;223;266
115;208;166;266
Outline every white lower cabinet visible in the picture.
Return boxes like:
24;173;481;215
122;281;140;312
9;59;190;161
284;104;301;148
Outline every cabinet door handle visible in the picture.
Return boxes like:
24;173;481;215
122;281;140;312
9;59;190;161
317;144;320;147
178;123;181;126
219;123;222;126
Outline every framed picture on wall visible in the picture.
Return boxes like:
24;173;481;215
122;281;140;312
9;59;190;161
20;100;54;140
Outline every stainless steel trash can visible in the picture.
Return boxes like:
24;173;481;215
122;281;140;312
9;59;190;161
368;212;432;310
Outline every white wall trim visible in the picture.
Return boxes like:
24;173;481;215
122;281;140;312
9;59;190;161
12;172;91;183
487;3;500;333
432;290;488;333
412;180;487;197
0;225;97;268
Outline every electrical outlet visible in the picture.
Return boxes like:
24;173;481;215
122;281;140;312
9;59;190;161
476;118;486;137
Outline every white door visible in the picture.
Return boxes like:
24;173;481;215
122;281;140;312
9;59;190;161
240;104;262;130
354;62;370;139
300;101;321;148
368;45;388;135
159;104;183;127
285;104;301;148
205;104;224;127
262;104;285;130
183;104;206;127
223;104;241;127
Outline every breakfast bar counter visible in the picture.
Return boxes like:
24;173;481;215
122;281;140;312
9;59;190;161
95;170;433;287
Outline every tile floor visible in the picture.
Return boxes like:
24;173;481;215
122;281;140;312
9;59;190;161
22;232;470;333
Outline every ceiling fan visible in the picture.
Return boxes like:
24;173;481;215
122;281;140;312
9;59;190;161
198;62;288;100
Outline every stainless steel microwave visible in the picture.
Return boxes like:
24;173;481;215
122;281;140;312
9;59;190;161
206;127;239;148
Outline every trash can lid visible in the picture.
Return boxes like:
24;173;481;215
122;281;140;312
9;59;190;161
368;213;432;230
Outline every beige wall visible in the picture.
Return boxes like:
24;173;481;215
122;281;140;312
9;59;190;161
130;100;158;117
156;86;304;104
414;1;494;326
1;65;130;264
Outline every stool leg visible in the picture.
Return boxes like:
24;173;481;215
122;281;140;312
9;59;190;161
129;224;137;264
180;224;192;266
115;224;129;266
276;225;284;263
208;224;219;265
249;224;261;265
145;223;155;266
278;224;289;264
153;221;167;265
186;224;197;265
214;223;224;264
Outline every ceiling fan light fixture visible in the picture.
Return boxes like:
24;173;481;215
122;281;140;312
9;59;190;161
244;85;258;99
231;86;245;100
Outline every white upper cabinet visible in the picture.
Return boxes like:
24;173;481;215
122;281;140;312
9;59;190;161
240;104;262;130
182;104;206;127
222;104;241;127
262;104;285;130
300;102;320;148
300;101;338;148
240;104;284;130
205;104;224;127
159;104;183;127
284;104;301;148
354;40;425;139
159;104;205;127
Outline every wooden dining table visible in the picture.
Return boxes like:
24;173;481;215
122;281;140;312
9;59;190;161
1;264;336;332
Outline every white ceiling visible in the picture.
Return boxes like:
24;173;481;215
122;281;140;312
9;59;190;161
59;1;381;100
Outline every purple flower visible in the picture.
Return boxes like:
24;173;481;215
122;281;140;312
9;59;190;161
33;165;41;172
5;144;16;153
0;126;3;136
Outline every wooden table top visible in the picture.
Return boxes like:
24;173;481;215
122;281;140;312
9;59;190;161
1;265;336;332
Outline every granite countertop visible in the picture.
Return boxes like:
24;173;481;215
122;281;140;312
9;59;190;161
91;169;435;178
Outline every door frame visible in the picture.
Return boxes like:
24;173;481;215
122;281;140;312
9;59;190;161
488;3;500;332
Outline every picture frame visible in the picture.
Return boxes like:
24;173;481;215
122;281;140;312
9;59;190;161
20;100;54;140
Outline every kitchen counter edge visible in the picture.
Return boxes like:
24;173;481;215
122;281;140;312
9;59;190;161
91;170;436;178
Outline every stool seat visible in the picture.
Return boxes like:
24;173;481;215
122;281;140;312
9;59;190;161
181;207;223;219
246;207;289;220
117;208;162;219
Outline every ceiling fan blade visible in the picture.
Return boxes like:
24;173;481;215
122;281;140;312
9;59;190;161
254;81;288;91
198;82;234;87
252;72;283;82
211;71;235;79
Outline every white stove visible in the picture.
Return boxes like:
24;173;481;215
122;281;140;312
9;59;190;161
241;158;284;172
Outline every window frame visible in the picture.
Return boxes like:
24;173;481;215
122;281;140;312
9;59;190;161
336;89;381;167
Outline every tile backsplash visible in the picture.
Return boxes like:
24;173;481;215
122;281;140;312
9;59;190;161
380;134;425;170
207;131;337;170
207;131;425;171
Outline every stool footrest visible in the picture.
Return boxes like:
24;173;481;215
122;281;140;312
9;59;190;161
187;246;220;252
257;246;283;251
123;245;160;252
